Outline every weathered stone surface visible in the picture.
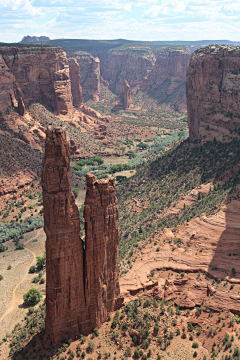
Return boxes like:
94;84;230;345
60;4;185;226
67;51;100;102
123;80;132;109
42;127;86;345
0;46;73;116
186;45;240;141
84;174;120;329
68;58;83;107
42;130;120;345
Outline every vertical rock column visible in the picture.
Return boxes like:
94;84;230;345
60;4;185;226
42;127;86;345
68;58;83;107
84;174;120;330
123;79;132;109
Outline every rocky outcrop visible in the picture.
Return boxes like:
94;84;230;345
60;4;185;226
68;58;83;107
84;174;120;329
42;128;120;345
17;97;25;116
67;51;100;102
186;45;240;141
123;80;132;109
0;46;73;116
42;127;86;345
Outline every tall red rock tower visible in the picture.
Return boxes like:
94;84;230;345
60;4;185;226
42;128;120;346
123;79;132;109
42;127;86;345
84;174;120;329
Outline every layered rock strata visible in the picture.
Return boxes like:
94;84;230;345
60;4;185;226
123;80;132;109
42;128;120;345
186;45;240;141
67;51;100;102
0;46;73;116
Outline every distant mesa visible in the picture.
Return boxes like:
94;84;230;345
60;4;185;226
20;35;50;43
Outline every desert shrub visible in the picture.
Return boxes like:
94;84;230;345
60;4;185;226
192;342;198;348
116;175;127;182
15;243;25;250
0;243;6;252
29;266;36;273
72;187;79;199
36;254;46;270
23;288;42;306
93;328;99;337
231;267;236;275
87;341;95;353
134;349;140;358
7;265;11;270
72;165;82;171
124;347;131;357
0;275;3;281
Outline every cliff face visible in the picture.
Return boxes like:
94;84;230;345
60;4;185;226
0;46;73;116
67;51;100;102
123;80;132;109
42;127;86;345
84;174;120;329
186;45;240;141
146;49;191;109
93;48;156;94
42;129;120;345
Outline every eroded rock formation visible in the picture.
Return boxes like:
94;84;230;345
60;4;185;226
67;51;100;102
42;128;120;345
123;80;132;109
186;45;240;141
84;174;120;329
68;58;83;107
42;127;85;345
0;46;73;116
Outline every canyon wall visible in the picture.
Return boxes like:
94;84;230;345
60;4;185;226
0;46;74;116
91;47;190;109
67;51;100;102
186;45;240;141
92;48;156;94
42;128;120;345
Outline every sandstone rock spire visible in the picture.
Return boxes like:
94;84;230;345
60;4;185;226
42;127;86;345
123;79;132;109
42;129;120;346
84;174;120;328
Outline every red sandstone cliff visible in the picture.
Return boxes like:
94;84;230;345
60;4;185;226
0;46;73;116
84;174;120;329
67;51;100;102
123;80;132;109
186;45;240;141
92;48;156;94
146;49;191;110
42;129;120;345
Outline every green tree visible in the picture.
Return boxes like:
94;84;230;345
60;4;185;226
72;187;79;199
36;254;46;270
23;288;42;306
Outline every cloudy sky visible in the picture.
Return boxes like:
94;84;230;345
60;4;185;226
0;0;240;43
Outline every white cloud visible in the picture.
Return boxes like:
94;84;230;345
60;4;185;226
0;0;239;42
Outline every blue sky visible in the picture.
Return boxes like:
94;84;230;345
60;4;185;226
0;0;240;43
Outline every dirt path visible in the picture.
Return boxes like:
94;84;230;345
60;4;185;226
0;229;41;338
